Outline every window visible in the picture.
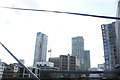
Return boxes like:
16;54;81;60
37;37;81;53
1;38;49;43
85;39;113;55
104;43;107;45
106;60;109;64
105;57;109;59
103;33;106;35
104;50;107;52
108;53;112;55
103;36;106;39
106;65;109;69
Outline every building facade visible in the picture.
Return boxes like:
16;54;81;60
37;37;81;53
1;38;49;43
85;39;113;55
0;62;19;78
34;32;48;65
98;64;105;70
101;22;117;70
59;54;76;71
72;36;84;70
84;50;91;71
0;60;6;79
115;0;120;65
49;57;60;68
49;54;78;71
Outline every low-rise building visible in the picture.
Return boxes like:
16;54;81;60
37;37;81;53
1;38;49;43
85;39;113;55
0;60;6;79
98;64;105;70
49;54;80;71
49;57;60;68
35;62;59;70
2;63;19;78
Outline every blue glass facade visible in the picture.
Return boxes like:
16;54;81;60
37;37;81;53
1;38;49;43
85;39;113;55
101;22;117;70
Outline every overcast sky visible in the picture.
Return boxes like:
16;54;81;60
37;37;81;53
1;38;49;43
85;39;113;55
0;0;118;67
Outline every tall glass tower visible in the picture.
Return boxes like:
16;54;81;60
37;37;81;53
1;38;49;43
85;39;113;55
72;36;84;70
84;50;91;71
101;22;117;70
33;32;48;65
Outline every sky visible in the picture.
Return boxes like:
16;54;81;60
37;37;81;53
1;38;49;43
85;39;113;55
0;0;118;67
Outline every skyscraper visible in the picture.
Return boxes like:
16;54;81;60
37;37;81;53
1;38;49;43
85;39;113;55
72;36;84;70
34;32;48;65
84;50;91;71
101;22;117;70
115;0;120;65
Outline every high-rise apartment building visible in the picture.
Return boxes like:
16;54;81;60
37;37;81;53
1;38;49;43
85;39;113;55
101;22;117;70
84;50;91;71
115;0;120;65
34;32;48;65
72;36;84;70
101;0;120;70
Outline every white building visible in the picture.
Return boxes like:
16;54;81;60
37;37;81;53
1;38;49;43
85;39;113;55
36;62;59;70
36;62;54;67
89;67;103;71
0;61;6;79
98;64;105;70
89;68;103;78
